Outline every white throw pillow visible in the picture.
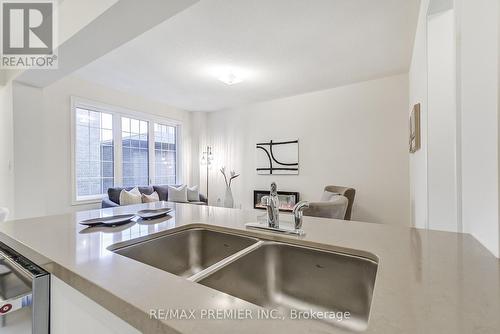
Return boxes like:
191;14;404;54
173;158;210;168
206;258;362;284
187;185;200;202
320;191;341;202
142;191;160;203
168;185;188;203
119;187;142;206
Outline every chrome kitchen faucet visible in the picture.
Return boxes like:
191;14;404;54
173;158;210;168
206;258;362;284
248;182;309;236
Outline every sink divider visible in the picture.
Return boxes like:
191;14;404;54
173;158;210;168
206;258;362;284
188;240;265;282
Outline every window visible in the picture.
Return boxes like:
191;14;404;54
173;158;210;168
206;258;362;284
154;123;177;185
75;108;114;200
72;98;180;203
122;117;149;187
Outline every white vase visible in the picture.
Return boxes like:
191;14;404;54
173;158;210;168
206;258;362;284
224;187;234;208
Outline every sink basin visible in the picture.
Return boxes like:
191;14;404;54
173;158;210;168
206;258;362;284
111;228;258;278
198;242;378;331
110;227;377;330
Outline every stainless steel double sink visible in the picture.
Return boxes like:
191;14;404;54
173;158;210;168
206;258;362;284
109;227;378;331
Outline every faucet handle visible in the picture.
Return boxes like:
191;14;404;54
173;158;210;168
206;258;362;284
292;201;309;231
260;196;270;206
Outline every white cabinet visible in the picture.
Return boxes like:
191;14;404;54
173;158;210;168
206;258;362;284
50;276;140;334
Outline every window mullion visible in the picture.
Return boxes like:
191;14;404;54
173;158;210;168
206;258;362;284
149;121;155;185
176;124;181;185
114;113;123;187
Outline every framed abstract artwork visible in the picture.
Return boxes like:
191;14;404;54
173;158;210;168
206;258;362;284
409;104;421;153
256;139;299;175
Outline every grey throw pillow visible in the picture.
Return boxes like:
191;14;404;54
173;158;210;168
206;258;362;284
167;185;188;203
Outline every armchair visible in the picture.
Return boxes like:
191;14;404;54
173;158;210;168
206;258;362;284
303;185;356;220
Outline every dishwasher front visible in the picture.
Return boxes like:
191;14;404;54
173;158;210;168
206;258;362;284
0;242;50;334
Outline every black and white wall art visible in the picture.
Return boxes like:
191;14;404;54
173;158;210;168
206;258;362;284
256;139;299;175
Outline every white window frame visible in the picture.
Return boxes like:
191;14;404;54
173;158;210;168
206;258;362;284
71;96;182;205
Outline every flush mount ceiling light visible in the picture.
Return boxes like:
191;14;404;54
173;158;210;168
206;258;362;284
218;71;243;85
206;65;252;85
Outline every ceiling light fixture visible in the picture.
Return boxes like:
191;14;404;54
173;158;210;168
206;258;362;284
205;64;254;85
217;70;243;85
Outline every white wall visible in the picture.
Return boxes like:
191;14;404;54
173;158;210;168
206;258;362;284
409;0;500;257
409;0;431;229
459;0;499;257
427;10;458;232
13;76;193;219
204;74;410;226
0;82;15;218
13;83;46;218
190;112;207;194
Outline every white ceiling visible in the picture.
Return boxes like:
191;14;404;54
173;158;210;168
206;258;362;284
75;0;420;112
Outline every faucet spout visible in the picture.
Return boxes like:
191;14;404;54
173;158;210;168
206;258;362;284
292;201;310;231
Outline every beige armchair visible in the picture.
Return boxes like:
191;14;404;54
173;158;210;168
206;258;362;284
303;186;356;220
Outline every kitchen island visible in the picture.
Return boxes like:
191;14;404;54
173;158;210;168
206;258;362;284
0;201;499;334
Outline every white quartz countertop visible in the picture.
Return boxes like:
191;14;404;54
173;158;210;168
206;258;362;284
0;201;499;333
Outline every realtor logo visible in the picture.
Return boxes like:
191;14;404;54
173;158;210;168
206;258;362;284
1;0;57;68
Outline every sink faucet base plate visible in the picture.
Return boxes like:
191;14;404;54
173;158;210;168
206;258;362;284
245;222;305;236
